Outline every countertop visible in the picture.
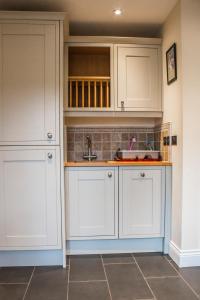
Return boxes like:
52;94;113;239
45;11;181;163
64;160;172;167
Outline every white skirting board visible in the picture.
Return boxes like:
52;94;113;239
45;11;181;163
66;238;165;255
0;250;63;267
169;241;200;267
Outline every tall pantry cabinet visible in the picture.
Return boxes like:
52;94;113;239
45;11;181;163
0;12;65;263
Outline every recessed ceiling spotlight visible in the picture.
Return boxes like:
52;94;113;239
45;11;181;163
113;8;122;16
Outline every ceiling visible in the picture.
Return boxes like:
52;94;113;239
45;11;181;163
0;0;178;37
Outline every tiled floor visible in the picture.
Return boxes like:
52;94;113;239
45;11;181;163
0;253;200;300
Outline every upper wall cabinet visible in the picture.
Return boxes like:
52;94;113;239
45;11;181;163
0;22;60;145
116;45;162;112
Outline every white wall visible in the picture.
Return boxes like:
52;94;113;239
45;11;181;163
181;0;200;250
162;1;182;248
163;0;200;265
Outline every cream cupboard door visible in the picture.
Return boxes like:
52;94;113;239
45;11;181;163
0;147;61;249
66;167;117;239
117;46;161;111
0;23;59;145
119;168;164;238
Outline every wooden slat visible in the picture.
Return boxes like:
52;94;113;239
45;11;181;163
94;80;97;108
106;80;109;108
75;81;78;107
82;80;84;107
69;76;110;80
88;81;91;107
69;80;72;107
100;80;103;108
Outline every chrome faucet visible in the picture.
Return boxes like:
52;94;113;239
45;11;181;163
83;136;97;161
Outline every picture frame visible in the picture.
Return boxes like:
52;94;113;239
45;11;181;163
166;43;177;85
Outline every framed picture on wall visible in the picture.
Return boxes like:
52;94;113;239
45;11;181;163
166;43;177;85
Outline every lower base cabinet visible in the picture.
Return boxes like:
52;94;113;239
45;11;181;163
0;147;61;249
65;167;118;239
65;166;165;241
119;167;165;238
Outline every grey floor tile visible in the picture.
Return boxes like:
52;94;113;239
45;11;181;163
134;253;177;277
105;263;153;300
0;267;34;283
0;284;27;300
147;277;199;300
25;266;68;300
69;255;105;281
68;281;110;300
170;263;200;296
102;253;134;264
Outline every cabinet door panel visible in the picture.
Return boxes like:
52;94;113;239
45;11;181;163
117;46;161;111
0;23;59;144
119;168;164;238
0;148;61;248
66;168;117;239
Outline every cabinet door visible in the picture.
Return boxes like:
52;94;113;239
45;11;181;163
0;23;59;145
66;168;117;239
117;46;161;111
119;168;164;238
0;148;61;249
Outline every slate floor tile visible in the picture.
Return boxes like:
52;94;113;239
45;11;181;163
147;277;199;300
25;266;68;300
105;263;153;300
0;267;34;283
69;255;105;281
134;253;177;277
169;262;200;296
0;284;27;300
102;253;134;264
68;281;110;300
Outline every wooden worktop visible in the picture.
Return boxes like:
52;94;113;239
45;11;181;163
64;161;172;167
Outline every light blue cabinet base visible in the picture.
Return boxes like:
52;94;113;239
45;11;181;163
66;238;167;255
0;250;63;267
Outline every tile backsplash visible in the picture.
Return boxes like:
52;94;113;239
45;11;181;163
66;126;162;161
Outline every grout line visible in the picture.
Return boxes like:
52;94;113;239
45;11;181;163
22;266;35;300
0;282;28;285
67;256;70;300
103;262;135;265
132;254;157;300
100;255;113;300
145;275;180;279
69;280;107;283
164;257;200;299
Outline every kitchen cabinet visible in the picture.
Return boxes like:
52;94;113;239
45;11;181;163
0;147;61;249
119;167;164;238
0;22;60;145
65;167;118;239
116;45;161;111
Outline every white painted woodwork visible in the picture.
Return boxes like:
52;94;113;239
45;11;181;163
66;167;118;239
119;168;164;238
117;46;161;111
0;147;61;249
0;22;59;145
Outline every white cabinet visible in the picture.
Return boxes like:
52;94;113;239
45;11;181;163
66;167;118;239
0;22;59;145
0;147;61;249
119;167;164;238
116;45;161;111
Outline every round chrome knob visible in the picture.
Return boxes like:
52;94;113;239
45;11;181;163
108;172;112;178
140;172;145;177
47;153;53;160
47;132;53;140
121;101;125;111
